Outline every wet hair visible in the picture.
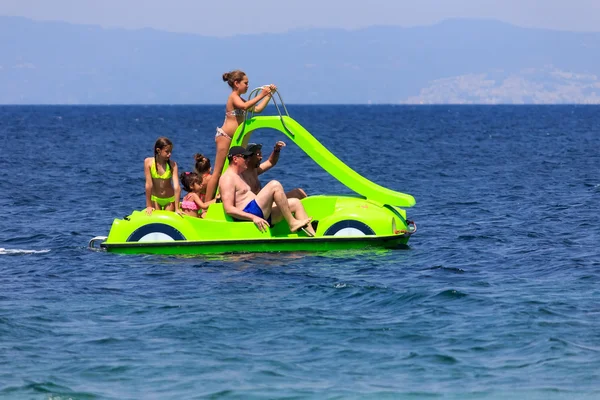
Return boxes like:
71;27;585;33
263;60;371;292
194;153;211;175
222;70;246;89
179;171;201;193
154;136;173;171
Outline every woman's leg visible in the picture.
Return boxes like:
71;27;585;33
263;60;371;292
205;137;230;201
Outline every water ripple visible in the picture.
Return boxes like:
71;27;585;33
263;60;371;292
1;105;600;398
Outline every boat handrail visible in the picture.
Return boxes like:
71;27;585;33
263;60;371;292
88;236;108;251
246;86;290;119
245;87;295;138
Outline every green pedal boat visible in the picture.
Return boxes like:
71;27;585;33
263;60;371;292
89;92;416;255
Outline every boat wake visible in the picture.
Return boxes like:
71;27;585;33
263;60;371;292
0;248;51;255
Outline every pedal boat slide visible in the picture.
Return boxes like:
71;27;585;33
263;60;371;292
89;90;417;255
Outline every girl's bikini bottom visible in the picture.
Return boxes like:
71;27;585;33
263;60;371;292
151;195;175;208
215;127;232;142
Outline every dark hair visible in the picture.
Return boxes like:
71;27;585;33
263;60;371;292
179;171;201;193
154;136;173;171
194;153;211;175
222;70;246;88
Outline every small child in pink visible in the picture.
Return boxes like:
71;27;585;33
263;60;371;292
179;172;213;218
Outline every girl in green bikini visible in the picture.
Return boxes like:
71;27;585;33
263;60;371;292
144;137;182;215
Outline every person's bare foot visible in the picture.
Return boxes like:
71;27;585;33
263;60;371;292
290;217;313;236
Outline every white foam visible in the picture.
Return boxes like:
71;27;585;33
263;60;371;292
0;248;51;255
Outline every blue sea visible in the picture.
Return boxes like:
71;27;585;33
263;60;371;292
1;105;599;399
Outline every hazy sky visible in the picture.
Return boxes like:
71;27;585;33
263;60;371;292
1;0;599;36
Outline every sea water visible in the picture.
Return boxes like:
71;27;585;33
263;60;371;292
0;105;599;399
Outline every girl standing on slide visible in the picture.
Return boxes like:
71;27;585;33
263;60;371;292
204;69;276;201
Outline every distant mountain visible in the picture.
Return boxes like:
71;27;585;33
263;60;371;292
1;16;599;104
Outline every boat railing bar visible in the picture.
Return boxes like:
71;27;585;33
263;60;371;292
245;87;295;138
88;236;108;251
247;86;289;119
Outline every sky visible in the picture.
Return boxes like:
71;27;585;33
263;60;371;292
1;0;599;36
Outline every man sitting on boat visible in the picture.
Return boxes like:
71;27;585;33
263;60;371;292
242;142;307;200
219;146;315;236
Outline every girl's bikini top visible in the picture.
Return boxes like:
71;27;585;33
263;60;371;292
182;194;199;211
225;108;246;117
181;200;199;211
151;159;172;179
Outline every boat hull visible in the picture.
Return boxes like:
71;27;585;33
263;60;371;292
101;234;410;255
98;195;415;255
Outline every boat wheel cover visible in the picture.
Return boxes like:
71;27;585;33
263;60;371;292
127;223;186;242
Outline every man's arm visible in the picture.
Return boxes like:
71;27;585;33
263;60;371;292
220;175;256;221
258;141;285;175
221;174;270;232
